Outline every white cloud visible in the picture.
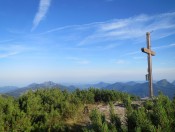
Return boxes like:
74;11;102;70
31;0;52;31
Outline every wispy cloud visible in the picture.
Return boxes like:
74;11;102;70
31;0;52;31
66;57;90;64
37;22;104;35
122;43;175;57
0;52;19;59
122;51;140;57
40;12;175;46
153;43;175;50
0;44;34;59
0;39;14;44
110;59;128;64
29;12;175;59
133;56;145;60
80;12;175;45
115;59;126;64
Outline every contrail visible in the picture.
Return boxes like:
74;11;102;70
31;0;52;31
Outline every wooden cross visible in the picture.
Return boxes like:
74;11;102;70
141;48;155;56
141;32;156;98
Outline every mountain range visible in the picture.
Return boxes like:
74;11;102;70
3;81;76;97
0;79;175;99
104;79;175;99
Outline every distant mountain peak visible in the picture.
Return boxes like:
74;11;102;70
28;83;38;87
98;81;106;84
156;79;171;87
96;82;109;85
125;81;137;86
172;80;175;85
92;82;110;88
42;81;56;86
157;79;168;83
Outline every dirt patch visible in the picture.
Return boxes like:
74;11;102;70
97;103;126;123
83;102;126;124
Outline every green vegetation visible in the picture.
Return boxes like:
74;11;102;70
0;88;130;131
126;93;175;132
0;88;175;131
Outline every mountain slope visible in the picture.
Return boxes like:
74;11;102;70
172;80;175;85
0;86;19;93
74;82;111;89
91;82;111;88
6;81;71;97
105;79;175;99
154;79;175;99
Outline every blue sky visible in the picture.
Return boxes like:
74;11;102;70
0;0;175;86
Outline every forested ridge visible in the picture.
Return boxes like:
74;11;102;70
0;88;175;131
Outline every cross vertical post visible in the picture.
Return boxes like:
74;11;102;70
147;32;153;98
141;32;155;98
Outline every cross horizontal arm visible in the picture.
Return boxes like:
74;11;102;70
141;48;155;56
